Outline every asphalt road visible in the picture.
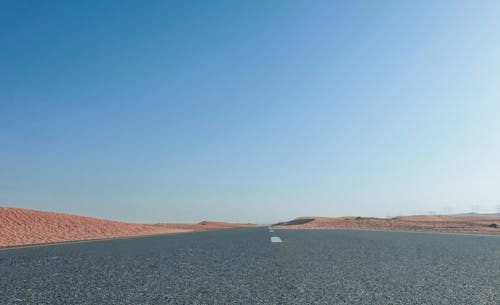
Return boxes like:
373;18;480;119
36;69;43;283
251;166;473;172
1;227;500;305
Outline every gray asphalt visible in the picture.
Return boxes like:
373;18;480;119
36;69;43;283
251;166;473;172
1;227;500;305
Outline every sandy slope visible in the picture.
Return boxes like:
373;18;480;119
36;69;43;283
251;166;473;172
0;206;251;247
275;215;500;234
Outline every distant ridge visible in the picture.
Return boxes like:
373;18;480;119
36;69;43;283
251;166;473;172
273;215;500;234
273;218;315;226
451;213;500;217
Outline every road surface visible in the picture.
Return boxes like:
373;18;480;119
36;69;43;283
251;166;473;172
1;227;500;304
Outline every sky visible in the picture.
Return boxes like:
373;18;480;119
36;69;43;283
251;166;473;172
1;0;500;223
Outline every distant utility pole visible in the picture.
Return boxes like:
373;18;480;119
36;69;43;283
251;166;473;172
443;206;453;215
496;204;500;215
471;204;480;214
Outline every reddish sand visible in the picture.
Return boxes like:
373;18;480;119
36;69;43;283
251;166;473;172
275;215;500;234
0;206;251;247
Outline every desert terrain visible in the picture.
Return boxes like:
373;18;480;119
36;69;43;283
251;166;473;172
0;206;251;247
274;215;500;234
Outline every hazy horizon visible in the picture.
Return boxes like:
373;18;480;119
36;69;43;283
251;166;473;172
2;0;500;224
3;204;500;225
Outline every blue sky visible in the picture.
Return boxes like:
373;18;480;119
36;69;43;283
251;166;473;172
1;0;499;223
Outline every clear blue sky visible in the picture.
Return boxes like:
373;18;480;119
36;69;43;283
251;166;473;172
1;0;499;223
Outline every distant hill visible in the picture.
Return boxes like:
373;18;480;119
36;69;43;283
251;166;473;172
451;213;500;217
273;215;500;234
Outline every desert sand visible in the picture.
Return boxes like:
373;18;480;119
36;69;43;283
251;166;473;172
0;206;251;247
275;215;500;234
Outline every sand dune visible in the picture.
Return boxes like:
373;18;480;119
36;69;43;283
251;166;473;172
275;215;500;234
0;206;251;247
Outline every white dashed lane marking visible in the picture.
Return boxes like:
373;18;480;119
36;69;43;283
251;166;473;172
270;236;282;243
269;226;282;243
